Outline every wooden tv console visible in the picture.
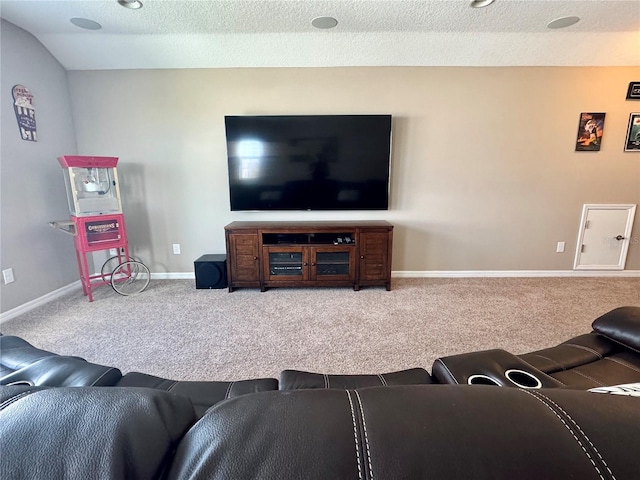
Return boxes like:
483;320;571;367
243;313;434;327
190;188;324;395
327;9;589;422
224;221;393;292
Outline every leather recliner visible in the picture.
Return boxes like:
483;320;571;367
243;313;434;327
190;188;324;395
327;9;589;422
0;335;122;387
2;383;639;480
432;306;640;389
0;336;435;417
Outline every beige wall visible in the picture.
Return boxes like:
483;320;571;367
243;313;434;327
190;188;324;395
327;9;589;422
67;66;640;273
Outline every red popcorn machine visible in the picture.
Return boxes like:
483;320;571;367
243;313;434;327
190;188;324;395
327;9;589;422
50;155;149;301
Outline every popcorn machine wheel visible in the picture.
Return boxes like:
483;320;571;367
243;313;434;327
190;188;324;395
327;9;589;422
49;220;150;301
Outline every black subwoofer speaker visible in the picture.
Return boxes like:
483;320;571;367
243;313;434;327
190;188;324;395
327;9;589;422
194;254;227;289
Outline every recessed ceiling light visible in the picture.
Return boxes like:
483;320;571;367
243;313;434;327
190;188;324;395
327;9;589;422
118;0;143;9
69;18;102;30
311;16;338;29
470;0;495;8
547;16;580;29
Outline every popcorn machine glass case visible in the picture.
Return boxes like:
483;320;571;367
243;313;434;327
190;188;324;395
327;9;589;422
58;155;122;216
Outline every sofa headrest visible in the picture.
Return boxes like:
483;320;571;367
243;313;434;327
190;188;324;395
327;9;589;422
166;385;640;480
117;372;279;417
0;356;122;387
592;306;640;353
0;385;196;480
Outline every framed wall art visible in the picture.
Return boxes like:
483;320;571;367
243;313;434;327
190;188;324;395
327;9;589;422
626;82;640;100
624;113;640;151
575;112;605;152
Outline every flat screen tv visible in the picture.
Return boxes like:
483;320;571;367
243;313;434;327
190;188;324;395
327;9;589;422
224;115;392;211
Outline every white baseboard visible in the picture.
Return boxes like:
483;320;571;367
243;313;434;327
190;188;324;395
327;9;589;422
151;272;195;280
150;270;640;280
0;281;82;323
392;270;640;278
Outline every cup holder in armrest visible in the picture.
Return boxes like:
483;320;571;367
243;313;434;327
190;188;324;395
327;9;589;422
432;349;564;388
467;374;501;386
505;369;542;389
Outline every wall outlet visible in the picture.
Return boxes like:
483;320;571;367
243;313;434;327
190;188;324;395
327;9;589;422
172;243;181;255
2;268;15;284
556;241;565;253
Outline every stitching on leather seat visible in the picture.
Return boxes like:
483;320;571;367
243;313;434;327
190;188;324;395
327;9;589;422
89;367;118;387
324;374;330;389
435;359;459;384
0;390;34;411
564;343;603;359
604;357;640;375
549;375;567;386
346;390;363;480
521;390;607;480
377;374;387;386
532;391;615;480
224;381;235;399
355;390;374;480
527;353;566;372
571;369;606;387
166;381;179;392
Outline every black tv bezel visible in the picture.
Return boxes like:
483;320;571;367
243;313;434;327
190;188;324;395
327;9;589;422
224;114;393;211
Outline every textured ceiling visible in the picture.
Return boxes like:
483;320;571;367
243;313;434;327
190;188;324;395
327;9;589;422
1;0;639;70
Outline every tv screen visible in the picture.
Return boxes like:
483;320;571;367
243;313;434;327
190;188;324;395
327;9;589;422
224;115;392;211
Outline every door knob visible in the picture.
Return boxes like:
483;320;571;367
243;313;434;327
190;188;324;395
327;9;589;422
615;235;625;241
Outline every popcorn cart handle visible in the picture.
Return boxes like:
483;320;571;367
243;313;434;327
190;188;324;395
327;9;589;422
49;220;77;236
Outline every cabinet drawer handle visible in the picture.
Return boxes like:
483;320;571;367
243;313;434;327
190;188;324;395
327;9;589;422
311;262;316;266
360;255;365;259
303;262;308;266
253;256;258;260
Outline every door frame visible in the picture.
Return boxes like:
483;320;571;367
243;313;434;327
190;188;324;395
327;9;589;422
573;204;637;270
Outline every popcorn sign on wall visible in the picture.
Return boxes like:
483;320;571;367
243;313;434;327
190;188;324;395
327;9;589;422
12;84;37;141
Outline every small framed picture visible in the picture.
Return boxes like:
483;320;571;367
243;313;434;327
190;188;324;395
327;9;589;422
626;82;640;100
575;112;606;151
624;113;640;151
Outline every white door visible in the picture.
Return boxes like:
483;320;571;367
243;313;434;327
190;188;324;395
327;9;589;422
574;204;636;270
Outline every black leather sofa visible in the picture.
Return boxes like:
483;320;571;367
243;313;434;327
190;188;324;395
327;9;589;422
0;334;434;417
2;382;639;479
1;306;639;479
432;306;640;390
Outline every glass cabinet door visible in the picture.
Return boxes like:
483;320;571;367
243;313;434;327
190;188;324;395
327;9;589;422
264;247;307;281
311;247;355;281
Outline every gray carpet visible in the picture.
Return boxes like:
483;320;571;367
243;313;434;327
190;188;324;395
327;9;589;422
1;277;638;381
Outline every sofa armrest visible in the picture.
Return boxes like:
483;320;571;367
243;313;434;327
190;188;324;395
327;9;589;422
0;335;61;376
432;349;565;388
0;356;121;387
592;306;640;353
